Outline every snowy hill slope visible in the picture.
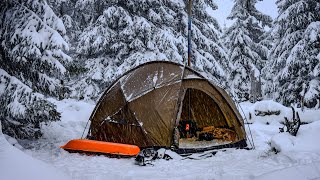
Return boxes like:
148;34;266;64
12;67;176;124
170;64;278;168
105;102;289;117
0;122;71;180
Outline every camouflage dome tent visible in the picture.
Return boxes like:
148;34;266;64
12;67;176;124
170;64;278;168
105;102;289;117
87;61;247;153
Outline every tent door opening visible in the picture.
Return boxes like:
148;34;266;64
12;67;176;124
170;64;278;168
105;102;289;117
177;88;238;148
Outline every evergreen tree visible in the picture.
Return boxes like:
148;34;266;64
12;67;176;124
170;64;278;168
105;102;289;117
269;0;320;107
260;30;275;99
0;0;70;138
0;0;72;97
0;70;60;139
223;0;272;102
69;0;228;99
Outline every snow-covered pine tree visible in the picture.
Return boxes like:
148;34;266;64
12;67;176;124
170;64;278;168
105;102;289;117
0;0;70;138
223;0;272;102
70;0;228;99
0;47;60;139
269;0;320;108
0;0;72;98
260;30;275;99
0;73;61;139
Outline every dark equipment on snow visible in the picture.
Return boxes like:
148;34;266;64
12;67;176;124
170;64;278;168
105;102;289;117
134;147;225;166
135;148;172;166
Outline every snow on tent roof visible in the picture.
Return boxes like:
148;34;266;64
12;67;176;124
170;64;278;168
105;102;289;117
118;62;202;102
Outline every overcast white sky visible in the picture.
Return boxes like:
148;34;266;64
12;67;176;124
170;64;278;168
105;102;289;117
210;0;278;28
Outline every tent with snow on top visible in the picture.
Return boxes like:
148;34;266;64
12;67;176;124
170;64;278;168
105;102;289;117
86;61;247;153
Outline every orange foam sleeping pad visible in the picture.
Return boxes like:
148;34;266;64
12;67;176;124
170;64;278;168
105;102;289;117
60;139;140;156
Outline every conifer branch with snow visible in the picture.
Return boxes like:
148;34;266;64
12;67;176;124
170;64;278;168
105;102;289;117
0;0;71;138
269;0;320;107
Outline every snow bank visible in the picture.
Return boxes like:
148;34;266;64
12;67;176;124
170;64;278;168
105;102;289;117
239;100;320;124
270;121;320;153
0;122;71;180
239;100;292;124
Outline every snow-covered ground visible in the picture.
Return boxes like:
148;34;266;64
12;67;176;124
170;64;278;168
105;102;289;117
0;121;70;180
1;99;320;180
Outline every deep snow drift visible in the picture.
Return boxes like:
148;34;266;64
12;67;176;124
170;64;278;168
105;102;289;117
0;122;70;180
1;99;320;180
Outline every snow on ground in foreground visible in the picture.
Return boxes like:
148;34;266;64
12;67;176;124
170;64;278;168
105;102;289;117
255;161;320;180
3;99;320;180
0;122;71;180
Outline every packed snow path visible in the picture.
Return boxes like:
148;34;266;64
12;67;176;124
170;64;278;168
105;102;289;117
9;99;320;179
